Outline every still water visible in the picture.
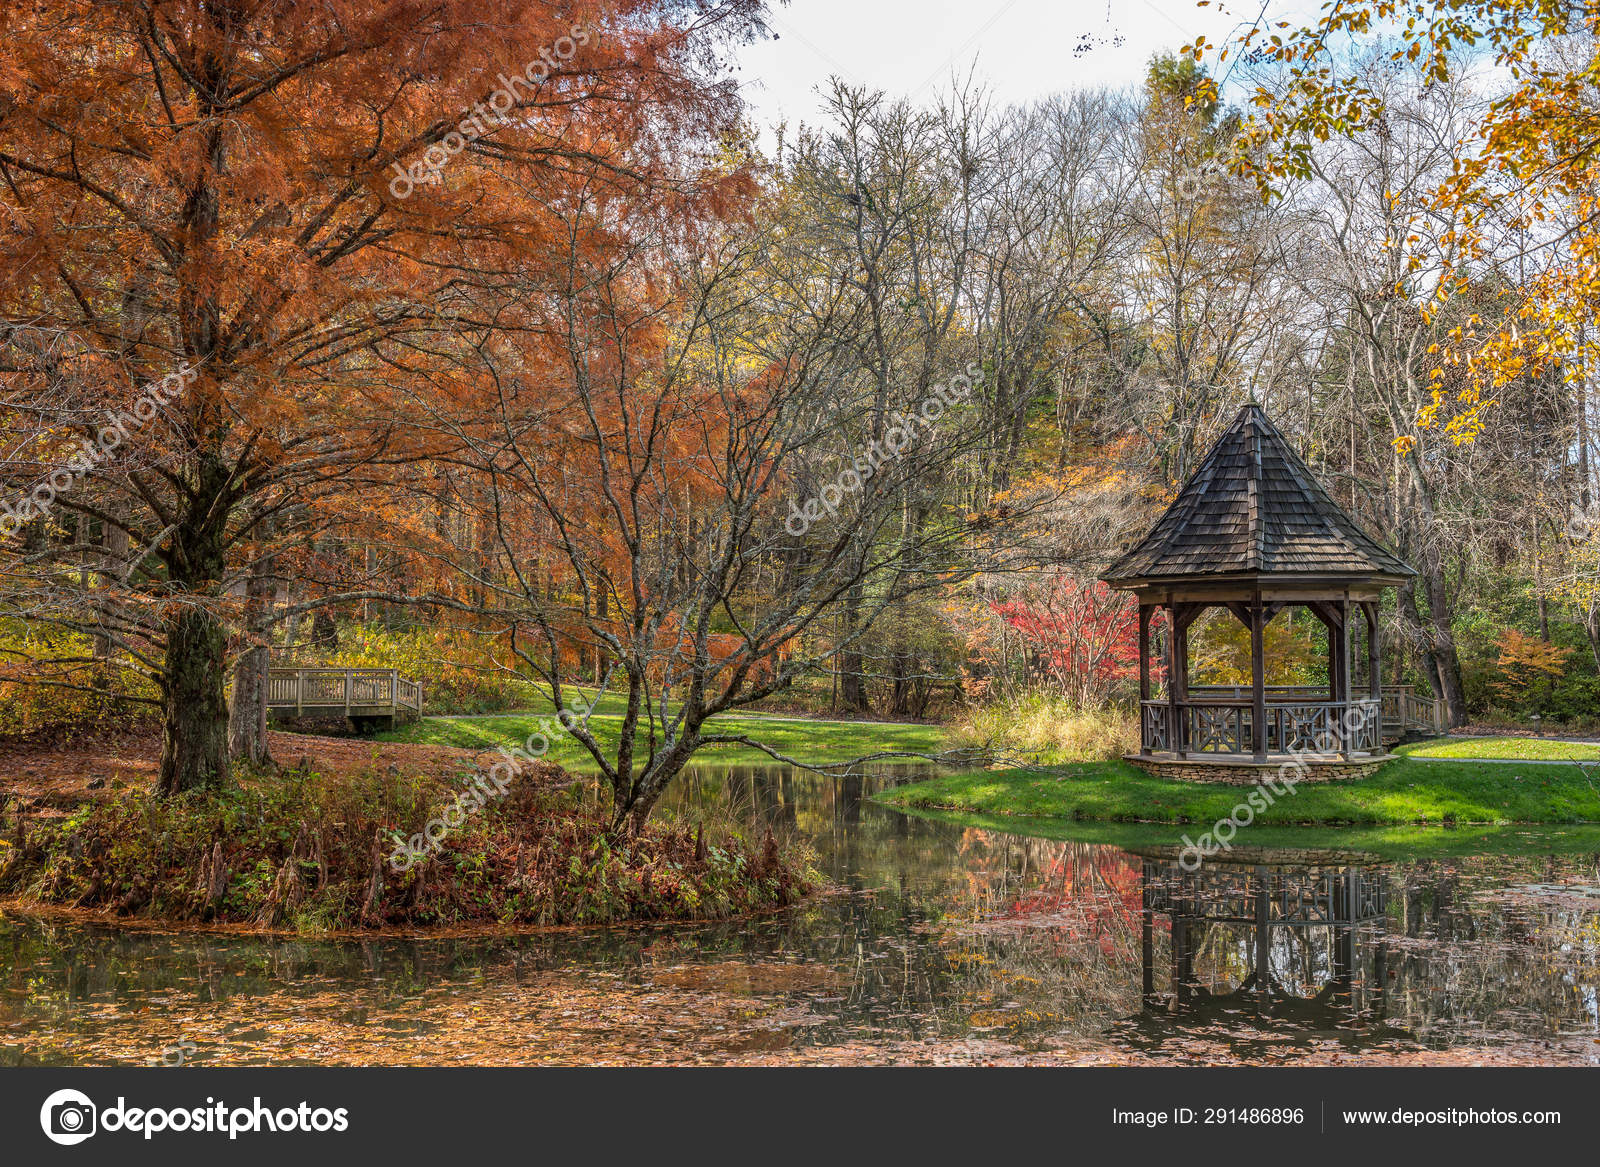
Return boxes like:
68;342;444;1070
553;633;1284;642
3;765;1598;1065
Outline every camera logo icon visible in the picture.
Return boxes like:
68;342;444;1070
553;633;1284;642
40;1089;97;1145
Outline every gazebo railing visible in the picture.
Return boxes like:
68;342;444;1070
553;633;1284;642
1142;702;1174;753
1189;685;1442;738
1140;697;1382;758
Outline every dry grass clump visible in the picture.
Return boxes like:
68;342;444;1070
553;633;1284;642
955;694;1137;764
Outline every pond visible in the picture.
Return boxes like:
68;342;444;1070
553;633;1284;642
2;764;1598;1066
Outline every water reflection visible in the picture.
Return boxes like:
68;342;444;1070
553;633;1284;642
1;763;1597;1065
1101;849;1396;1056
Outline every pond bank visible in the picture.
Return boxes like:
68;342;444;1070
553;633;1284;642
0;759;818;934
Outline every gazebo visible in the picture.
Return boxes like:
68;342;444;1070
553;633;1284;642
1102;403;1416;782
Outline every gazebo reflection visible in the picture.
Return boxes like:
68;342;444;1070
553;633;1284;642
1127;846;1391;1037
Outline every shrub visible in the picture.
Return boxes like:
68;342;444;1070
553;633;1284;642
954;692;1138;764
989;576;1144;707
0;624;158;741
0;761;819;931
1491;629;1573;718
287;624;542;714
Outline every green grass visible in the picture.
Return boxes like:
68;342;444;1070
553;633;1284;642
891;805;1600;859
377;708;948;772
1397;735;1600;761
878;757;1600;827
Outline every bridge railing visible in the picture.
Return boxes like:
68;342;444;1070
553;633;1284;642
1379;686;1445;737
265;668;424;718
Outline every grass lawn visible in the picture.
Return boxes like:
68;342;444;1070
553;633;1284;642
377;709;947;772
1397;735;1600;761
877;756;1600;827
889;805;1600;860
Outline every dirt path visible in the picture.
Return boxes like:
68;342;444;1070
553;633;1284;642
0;729;503;807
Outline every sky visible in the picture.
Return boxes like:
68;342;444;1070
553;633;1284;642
734;0;1273;135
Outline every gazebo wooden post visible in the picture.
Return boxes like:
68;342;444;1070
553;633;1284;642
1136;603;1151;753
1137;603;1151;703
1337;597;1353;758
1362;600;1381;745
1250;592;1266;761
1174;605;1191;753
1324;605;1340;702
1165;598;1185;759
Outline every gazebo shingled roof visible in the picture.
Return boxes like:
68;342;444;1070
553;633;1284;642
1104;403;1414;585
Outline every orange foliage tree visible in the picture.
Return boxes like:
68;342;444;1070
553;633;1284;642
1210;0;1600;447
0;0;766;790
1491;628;1573;715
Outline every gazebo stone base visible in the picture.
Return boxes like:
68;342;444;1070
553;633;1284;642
1125;753;1393;785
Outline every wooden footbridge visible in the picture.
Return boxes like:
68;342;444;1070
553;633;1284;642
266;668;424;727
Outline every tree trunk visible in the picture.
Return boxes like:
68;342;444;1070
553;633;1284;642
1579;600;1600;675
159;604;229;793
311;608;338;649
158;72;230;795
1421;560;1468;728
229;553;275;765
228;646;270;764
157;461;231;795
889;648;911;716
613;772;668;836
1389;442;1468;728
837;585;869;713
94;514;130;659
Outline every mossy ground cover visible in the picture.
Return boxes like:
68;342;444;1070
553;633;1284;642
878;755;1600;828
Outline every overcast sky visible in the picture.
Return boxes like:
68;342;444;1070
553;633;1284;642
734;0;1273;134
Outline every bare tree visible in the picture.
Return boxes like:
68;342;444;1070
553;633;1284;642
399;171;1050;830
1291;63;1484;723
